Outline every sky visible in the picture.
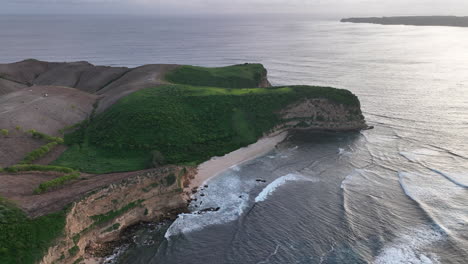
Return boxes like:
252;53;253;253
1;0;468;16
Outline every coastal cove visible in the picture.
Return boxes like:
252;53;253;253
0;15;467;264
0;59;367;264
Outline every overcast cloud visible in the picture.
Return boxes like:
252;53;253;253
1;0;468;16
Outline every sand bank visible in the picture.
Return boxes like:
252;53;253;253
189;132;288;190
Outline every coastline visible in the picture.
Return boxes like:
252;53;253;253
188;131;288;191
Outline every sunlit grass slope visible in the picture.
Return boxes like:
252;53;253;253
54;84;359;173
164;64;268;88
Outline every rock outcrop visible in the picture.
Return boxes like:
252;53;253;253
277;98;367;132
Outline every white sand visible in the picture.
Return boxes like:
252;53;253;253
189;132;288;190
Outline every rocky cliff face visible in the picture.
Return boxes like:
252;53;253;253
277;98;367;132
40;166;195;264
258;68;272;88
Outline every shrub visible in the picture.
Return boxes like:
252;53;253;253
0;129;8;136
68;245;79;256
27;130;64;144
5;164;75;174
165;173;176;186
34;172;80;194
20;142;58;164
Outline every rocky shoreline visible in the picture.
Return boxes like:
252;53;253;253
39;166;196;264
0;59;369;264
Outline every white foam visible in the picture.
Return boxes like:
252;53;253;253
398;171;468;240
341;169;361;189
229;165;241;172
374;227;443;264
254;173;316;203
165;171;252;239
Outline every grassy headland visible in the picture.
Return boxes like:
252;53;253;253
165;64;268;88
54;84;359;173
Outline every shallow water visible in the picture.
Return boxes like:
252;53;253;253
1;15;467;264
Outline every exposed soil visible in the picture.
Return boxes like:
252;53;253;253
0;59;179;113
95;64;179;113
0;85;98;167
0;168;159;218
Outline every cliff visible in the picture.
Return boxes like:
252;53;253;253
341;16;468;27
279;98;366;131
40;166;195;264
0;60;367;264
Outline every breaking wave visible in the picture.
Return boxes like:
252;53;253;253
165;171;252;239
374;226;444;264
255;173;317;203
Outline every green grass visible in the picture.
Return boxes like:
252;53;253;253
4;164;75;174
0;197;67;264
90;200;143;226
27;130;64;144
20;142;59;164
34;172;80;194
55;84;360;173
53;145;150;173
165;64;268;88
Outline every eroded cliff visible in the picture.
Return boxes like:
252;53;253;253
40;166;195;264
278;98;367;132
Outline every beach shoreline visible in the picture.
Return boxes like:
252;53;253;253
187;131;288;192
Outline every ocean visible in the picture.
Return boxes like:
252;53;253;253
1;15;467;264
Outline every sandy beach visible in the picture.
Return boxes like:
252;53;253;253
188;131;288;190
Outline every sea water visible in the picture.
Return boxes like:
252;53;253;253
1;15;467;263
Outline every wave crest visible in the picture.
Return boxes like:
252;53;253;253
255;173;317;203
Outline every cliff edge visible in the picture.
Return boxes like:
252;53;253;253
0;60;367;264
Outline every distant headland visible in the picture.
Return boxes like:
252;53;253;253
341;16;468;27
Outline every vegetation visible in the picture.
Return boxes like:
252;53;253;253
165;173;176;187
0;197;67;264
34;172;80;194
68;245;79;256
55;84;359;173
165;64;268;88
4;164;74;174
102;223;120;233
1;129;9;136
20;142;58;164
27;130;64;144
90;200;143;226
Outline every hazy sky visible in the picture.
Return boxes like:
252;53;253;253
1;0;468;16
